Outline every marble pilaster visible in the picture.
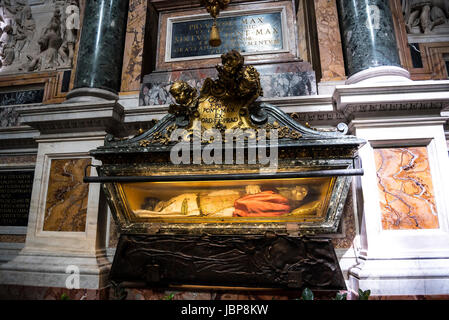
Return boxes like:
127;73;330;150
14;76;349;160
336;0;409;84
68;0;129;101
0;102;124;290
315;0;346;82
120;0;149;93
333;80;449;296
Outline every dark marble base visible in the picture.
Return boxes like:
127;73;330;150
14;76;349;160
0;89;44;107
0;107;19;128
110;234;345;291
140;61;316;106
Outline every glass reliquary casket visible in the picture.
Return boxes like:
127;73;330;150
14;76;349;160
85;51;365;291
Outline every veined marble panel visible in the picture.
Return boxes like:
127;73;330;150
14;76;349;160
0;154;36;165
120;0;147;92
314;0;346;81
43;158;90;232
374;147;439;230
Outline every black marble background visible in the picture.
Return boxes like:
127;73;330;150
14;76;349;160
0;89;44;127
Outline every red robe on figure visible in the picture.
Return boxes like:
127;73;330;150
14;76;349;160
233;191;291;217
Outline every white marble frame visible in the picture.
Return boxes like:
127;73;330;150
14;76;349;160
23;138;104;255
354;120;449;260
164;6;290;63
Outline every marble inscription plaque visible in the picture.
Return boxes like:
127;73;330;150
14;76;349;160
169;12;284;60
374;147;439;230
43;158;91;232
0;171;34;226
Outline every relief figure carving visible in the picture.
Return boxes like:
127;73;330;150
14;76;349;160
402;0;449;34
0;0;79;74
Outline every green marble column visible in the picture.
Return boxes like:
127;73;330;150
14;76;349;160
336;0;408;83
67;0;128;101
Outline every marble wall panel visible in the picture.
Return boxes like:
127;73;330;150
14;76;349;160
0;89;45;128
374;147;439;230
0;88;44;107
108;216;118;248
314;0;346;81
332;186;356;249
140;61;316;105
120;0;147;93
42;158;91;232
296;0;309;63
0;235;26;242
0;155;37;165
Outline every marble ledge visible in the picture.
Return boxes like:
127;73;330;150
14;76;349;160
348;116;449;131
0;126;39;141
17;101;125;135
333;80;449;110
124;95;335;120
0;126;39;150
349;258;449;296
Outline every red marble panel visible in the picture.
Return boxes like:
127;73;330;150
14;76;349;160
374;147;439;230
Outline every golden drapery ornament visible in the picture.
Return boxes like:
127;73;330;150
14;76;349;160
200;0;231;47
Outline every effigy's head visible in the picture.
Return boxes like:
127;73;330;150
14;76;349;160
169;80;197;106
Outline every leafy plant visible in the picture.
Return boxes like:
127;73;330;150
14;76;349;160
301;288;314;300
358;289;371;300
334;292;347;300
163;292;175;300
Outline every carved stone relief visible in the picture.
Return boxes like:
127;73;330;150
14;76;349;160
0;0;80;75
402;0;449;34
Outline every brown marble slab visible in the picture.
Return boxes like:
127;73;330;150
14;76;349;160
314;0;346;81
0;235;26;243
43;158;91;232
120;0;148;92
0;155;36;165
374;147;439;230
